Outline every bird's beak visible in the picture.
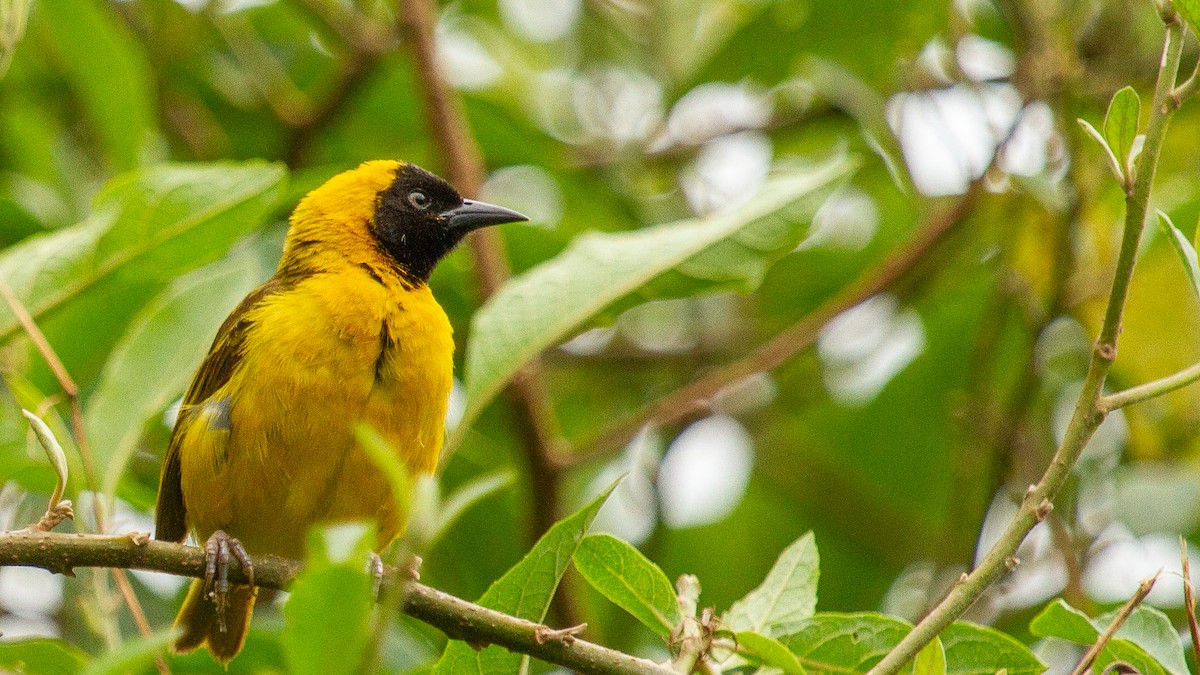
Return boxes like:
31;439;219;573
442;199;529;233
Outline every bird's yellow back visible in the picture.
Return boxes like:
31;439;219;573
154;160;526;663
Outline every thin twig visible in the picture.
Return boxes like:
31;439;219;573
1071;572;1159;675
572;177;983;465
0;531;674;675
0;277;163;672
1181;537;1200;669
1099;358;1200;412
401;0;568;545
0;278;98;492
574;101;1033;464
868;10;1192;674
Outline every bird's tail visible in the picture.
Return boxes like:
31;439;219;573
172;579;257;664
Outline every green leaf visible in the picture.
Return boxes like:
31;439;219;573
1175;0;1200;39
1029;599;1098;643
0;639;87;675
725;531;820;637
0;162;286;386
283;525;377;675
0;199;49;248
456;158;855;439
433;479;621;674
36;0;157;171
1029;599;1176;675
1103;86;1140;172
81;630;175;675
1098;605;1188;675
941;622;1045;675
736;630;807;675
1076;118;1125;184
913;636;945;675
778;612;911;674
88;245;269;494
1156;209;1200;303
574;533;682;637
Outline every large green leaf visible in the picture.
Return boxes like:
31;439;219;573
913;637;945;675
0;162;286;386
1030;599;1180;675
36;0;157;171
282;525;377;675
940;621;1045;675
1098;605;1188;675
725;531;819;637
0;639;87;675
88;245;270;492
457;157;854;439
574;533;682;637
432;480;620;674
779;612;911;674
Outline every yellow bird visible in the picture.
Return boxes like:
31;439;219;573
154;160;526;663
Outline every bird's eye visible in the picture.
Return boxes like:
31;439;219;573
407;190;431;210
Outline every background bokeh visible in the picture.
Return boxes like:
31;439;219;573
1;0;1199;671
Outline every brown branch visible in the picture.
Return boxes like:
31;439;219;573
280;2;399;167
570;182;983;464
0;278;97;490
0;531;674;675
1071;572;1159;675
401;0;567;545
1181;538;1200;669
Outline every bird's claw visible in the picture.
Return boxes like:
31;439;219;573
202;530;253;633
368;552;385;598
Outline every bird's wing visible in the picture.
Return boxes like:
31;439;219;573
154;278;286;542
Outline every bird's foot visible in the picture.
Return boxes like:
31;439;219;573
365;552;422;598
202;530;253;633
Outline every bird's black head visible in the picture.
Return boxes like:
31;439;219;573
372;163;527;282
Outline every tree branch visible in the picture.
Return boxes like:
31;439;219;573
1099;358;1200;412
0;531;673;675
400;0;568;545
571;174;983;465
867;10;1192;675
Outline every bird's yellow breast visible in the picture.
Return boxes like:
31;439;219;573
177;265;453;557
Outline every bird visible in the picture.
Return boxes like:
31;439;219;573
153;159;527;663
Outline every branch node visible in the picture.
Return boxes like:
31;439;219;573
1005;556;1020;571
1035;498;1054;522
31;500;73;532
127;532;150;546
1096;341;1117;362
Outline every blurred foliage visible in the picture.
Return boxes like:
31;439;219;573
0;0;1199;671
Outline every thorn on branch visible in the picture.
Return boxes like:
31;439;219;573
127;532;150;546
1035;498;1053;521
535;623;587;645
